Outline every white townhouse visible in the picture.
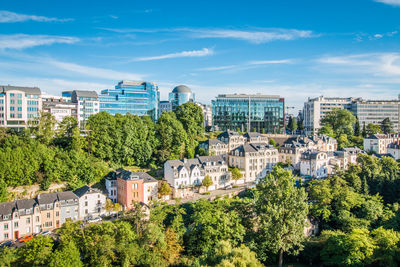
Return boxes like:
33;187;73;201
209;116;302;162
73;185;106;221
300;151;334;179
198;139;229;156
364;134;400;154
217;131;246;152
164;155;230;192
229;143;279;182
143;176;158;205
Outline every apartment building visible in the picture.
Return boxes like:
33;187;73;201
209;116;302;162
363;134;400;154
63;90;99;128
243;132;269;144
217;131;246;152
57;192;79;224
105;169;122;203
164;155;230;193
229;143;278;182
196;102;213;128
42;94;77;124
0;85;42;130
198;139;229;156
74;185;106;220
37;193;61;232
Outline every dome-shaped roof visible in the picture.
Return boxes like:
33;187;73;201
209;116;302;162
172;85;192;93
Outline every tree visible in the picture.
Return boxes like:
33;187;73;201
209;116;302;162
163;227;183;264
319;124;335;137
321;229;375;266
269;138;277;148
287;116;298;134
370;227;400;267
156;112;188;160
381;118;394;134
49;240;83;267
0;178;8;202
362;122;367;137
105;198;115;214
159;181;172;198
321;108;356;136
230;168;243;184
34;112;57;145
202;175;213;191
0;247;18;267
204;240;263;267
298;119;304;131
255;166;308;267
57;116;78;138
19;236;54;266
354;118;361;136
366;123;383;135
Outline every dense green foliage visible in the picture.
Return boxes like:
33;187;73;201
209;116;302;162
0;103;204;194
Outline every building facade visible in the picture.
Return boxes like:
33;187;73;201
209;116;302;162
42;94;77;124
0;85;42;129
199;139;229;156
168;85;195;110
229;143;279;182
363;134;400;154
74;186;106;220
196;102;212;128
212;94;285;133
57;192;79;224
99;81;160;121
159;100;172;114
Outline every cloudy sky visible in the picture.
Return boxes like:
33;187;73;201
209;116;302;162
1;0;400;112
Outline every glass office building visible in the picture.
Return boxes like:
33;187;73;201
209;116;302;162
212;94;285;133
168;85;195;110
99;81;160;121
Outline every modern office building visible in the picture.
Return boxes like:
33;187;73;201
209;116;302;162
212;94;285;133
168;85;195;110
303;96;400;134
159;100;172;114
99;81;160;121
303;96;354;134
0;85;42;129
349;99;400;132
42;94;77;124
62;90;99;129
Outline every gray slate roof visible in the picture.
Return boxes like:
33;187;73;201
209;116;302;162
73;90;98;98
0;202;16;217
0;85;41;95
16;199;36;210
37;193;58;205
74;185;104;197
117;170;156;181
57;191;78;201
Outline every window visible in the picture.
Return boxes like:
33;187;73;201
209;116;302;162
47;212;50;218
85;209;88;214
98;194;100;198
14;222;18;228
26;218;30;224
56;211;59;217
10;93;14;97
4;233;8;239
85;201;88;207
36;216;40;222
26;227;30;233
4;223;8;230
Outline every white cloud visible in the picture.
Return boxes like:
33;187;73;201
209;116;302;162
198;59;292;72
187;28;314;44
135;48;213;61
100;27;315;44
0;34;79;49
46;59;145;80
318;53;400;76
0;10;72;23
374;0;400;6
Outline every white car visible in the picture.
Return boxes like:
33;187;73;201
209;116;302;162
87;217;102;223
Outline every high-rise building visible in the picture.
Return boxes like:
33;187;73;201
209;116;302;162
159;100;172;114
303;96;354;134
303;96;400;134
0;85;42;129
168;85;195;110
212;94;285;133
62;90;99;129
99;81;160;121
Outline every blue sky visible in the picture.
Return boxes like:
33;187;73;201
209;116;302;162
1;0;400;112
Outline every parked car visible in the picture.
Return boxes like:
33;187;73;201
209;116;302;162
40;231;51;237
0;240;13;247
19;234;33;243
225;185;233;190
87;217;102;223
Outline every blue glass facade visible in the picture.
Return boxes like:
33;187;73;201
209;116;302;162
99;81;160;121
212;94;285;133
168;85;195;110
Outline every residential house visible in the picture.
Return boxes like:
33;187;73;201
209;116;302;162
164;155;230;197
57;192;79;224
243;132;269;144
198;139;228;156
143;177;159;205
364;134;400;154
300;151;336;179
105;169;123;203
74;185;106;220
217;131;246;152
229;143;278;182
15;199;41;238
37;193;60;231
0;202;15;242
388;142;400;160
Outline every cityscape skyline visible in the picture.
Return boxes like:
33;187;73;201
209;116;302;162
1;0;400;111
